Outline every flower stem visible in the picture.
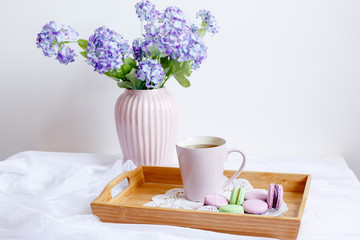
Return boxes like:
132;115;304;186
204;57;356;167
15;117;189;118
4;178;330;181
140;21;143;45
139;21;144;61
61;41;78;44
160;75;170;88
52;41;78;47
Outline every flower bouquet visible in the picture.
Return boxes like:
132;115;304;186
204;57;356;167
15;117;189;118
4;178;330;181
36;0;218;90
35;0;219;166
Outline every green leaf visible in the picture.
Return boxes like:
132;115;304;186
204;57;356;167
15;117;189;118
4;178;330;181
174;73;191;88
181;61;192;77
160;57;174;77
104;72;119;81
125;68;138;82
197;28;206;38
148;45;161;57
166;60;192;87
136;81;146;89
125;68;143;89
120;62;133;75
170;61;181;74
114;70;125;80
120;57;137;76
160;57;169;68
148;45;168;59
80;51;88;58
77;39;88;50
117;81;134;89
104;68;125;81
160;57;169;66
124;57;137;69
163;68;170;76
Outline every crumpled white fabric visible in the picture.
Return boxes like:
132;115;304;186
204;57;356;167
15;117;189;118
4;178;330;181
0;151;274;240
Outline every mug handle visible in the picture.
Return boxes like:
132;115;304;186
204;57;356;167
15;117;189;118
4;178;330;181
222;148;246;189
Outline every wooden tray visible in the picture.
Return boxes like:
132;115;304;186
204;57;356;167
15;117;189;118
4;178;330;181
91;166;311;240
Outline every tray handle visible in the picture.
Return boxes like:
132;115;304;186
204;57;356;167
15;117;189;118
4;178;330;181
93;166;145;204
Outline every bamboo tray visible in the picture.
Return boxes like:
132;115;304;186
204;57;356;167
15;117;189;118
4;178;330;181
91;166;311;240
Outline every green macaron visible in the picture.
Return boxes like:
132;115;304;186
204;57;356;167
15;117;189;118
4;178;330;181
230;186;246;205
229;187;240;204
219;204;244;213
236;187;245;205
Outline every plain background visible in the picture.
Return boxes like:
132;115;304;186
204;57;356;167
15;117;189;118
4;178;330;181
0;0;359;179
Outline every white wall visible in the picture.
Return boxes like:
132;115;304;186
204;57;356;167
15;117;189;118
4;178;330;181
1;0;359;178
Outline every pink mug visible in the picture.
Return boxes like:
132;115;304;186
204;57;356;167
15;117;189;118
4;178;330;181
176;136;246;202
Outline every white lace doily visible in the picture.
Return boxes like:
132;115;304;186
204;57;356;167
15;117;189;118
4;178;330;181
143;177;288;216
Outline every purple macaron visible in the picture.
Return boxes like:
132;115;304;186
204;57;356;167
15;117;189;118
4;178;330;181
242;199;269;215
267;183;283;210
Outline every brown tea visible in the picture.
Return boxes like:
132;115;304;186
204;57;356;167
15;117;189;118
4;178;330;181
185;144;219;149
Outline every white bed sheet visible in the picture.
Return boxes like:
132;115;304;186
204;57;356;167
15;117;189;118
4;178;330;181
0;151;359;240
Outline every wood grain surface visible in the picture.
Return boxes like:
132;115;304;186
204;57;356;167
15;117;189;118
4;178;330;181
91;166;311;240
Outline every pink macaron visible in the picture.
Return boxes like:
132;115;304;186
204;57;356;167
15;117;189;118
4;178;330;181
267;183;283;210
245;190;268;202
204;194;229;208
242;199;269;215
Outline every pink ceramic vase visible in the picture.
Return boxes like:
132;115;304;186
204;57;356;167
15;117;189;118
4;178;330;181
115;88;177;166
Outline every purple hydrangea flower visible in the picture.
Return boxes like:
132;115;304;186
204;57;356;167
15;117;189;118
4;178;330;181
135;0;159;22
136;59;164;88
190;24;198;33
86;26;130;74
61;25;79;40
132;38;143;61
160;7;186;31
144;23;159;38
56;46;76;65
171;30;207;69
161;6;185;22
155;28;187;55
36;21;78;64
132;38;151;61
148;7;188;55
144;6;208;69
196;10;219;34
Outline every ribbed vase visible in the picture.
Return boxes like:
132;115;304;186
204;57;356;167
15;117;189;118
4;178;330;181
115;88;177;166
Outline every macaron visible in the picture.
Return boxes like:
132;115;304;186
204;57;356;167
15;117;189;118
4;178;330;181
219;204;244;214
204;194;229;208
236;187;245;205
267;183;283;210
229;186;246;205
229;187;240;204
242;199;269;215
245;190;267;201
